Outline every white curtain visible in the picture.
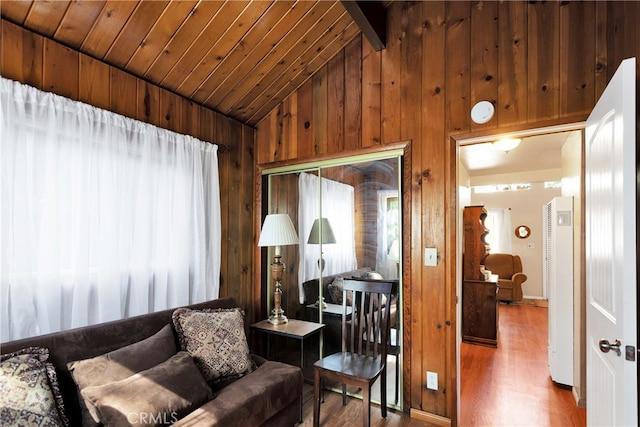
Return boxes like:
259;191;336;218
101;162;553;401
486;208;512;254
376;190;400;279
0;78;221;342
297;173;357;302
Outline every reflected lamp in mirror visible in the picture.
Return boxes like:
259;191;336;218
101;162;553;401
307;217;336;272
258;213;299;324
307;217;336;309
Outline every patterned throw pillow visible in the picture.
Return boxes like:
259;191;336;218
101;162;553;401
172;308;254;384
0;347;68;427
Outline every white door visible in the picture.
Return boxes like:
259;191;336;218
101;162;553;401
585;57;638;426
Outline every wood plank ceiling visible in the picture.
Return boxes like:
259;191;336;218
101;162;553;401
0;0;364;127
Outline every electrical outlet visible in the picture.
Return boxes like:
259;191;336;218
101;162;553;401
426;371;438;390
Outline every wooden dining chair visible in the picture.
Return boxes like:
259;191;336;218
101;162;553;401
313;278;395;427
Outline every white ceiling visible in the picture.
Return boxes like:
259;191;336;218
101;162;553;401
459;131;577;177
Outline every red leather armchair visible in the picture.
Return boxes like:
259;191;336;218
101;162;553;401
483;253;527;302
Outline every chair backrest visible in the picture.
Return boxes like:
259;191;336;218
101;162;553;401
341;278;396;360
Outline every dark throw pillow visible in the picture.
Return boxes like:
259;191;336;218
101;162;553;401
81;351;213;427
327;276;353;306
67;324;177;426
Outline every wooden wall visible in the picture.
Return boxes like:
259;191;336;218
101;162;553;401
255;1;640;423
0;19;259;323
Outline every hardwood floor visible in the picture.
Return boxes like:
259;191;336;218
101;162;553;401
298;384;426;427
299;303;586;426
460;302;586;426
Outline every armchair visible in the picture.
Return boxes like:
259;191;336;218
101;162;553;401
483;253;527;302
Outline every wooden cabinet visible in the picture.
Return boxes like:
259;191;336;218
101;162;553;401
462;206;498;347
462;276;499;347
463;206;489;280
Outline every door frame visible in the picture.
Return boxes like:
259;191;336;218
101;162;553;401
450;118;588;422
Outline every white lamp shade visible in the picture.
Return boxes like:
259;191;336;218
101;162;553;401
258;214;299;247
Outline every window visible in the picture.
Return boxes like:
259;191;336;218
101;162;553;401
473;183;531;193
1;78;221;341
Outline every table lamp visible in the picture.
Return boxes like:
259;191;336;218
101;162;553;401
307;217;336;308
258;213;299;324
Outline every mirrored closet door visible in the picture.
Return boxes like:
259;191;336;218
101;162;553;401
260;150;403;408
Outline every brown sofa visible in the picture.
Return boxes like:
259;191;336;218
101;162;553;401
0;298;302;427
483;253;528;302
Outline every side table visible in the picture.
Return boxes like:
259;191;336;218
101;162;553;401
305;303;352;356
250;318;325;371
250;319;325;422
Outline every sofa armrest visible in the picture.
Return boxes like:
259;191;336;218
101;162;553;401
511;272;527;301
512;272;527;286
251;353;267;367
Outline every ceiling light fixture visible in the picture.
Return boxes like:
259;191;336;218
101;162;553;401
492;138;521;153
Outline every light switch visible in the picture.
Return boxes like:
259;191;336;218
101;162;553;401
424;247;437;267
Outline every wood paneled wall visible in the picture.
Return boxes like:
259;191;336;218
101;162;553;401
256;1;640;423
0;19;259;324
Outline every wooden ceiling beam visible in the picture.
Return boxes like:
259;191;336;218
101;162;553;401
340;0;386;51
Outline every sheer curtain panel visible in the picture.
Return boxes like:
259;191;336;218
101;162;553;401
297;172;357;302
0;78;221;342
486;208;513;254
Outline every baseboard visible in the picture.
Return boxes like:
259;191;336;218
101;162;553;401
410;409;451;426
510;297;549;308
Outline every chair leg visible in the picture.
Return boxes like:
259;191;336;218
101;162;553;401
313;368;321;427
342;383;347;406
362;385;371;427
381;368;387;418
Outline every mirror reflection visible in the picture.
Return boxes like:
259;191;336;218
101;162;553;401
262;154;402;408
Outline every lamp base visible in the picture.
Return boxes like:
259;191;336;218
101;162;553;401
314;297;328;309
268;312;288;325
268;256;288;325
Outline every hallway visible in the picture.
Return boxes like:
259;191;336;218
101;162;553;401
460;302;586;426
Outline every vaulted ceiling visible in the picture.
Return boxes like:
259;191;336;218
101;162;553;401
1;0;384;127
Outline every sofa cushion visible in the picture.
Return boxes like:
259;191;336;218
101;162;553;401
81;351;213;427
327;276;353;306
67;323;177;426
174;360;302;426
0;347;68;427
172;308;253;384
302;267;373;304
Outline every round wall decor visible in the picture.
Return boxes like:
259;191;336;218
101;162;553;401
515;225;531;239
